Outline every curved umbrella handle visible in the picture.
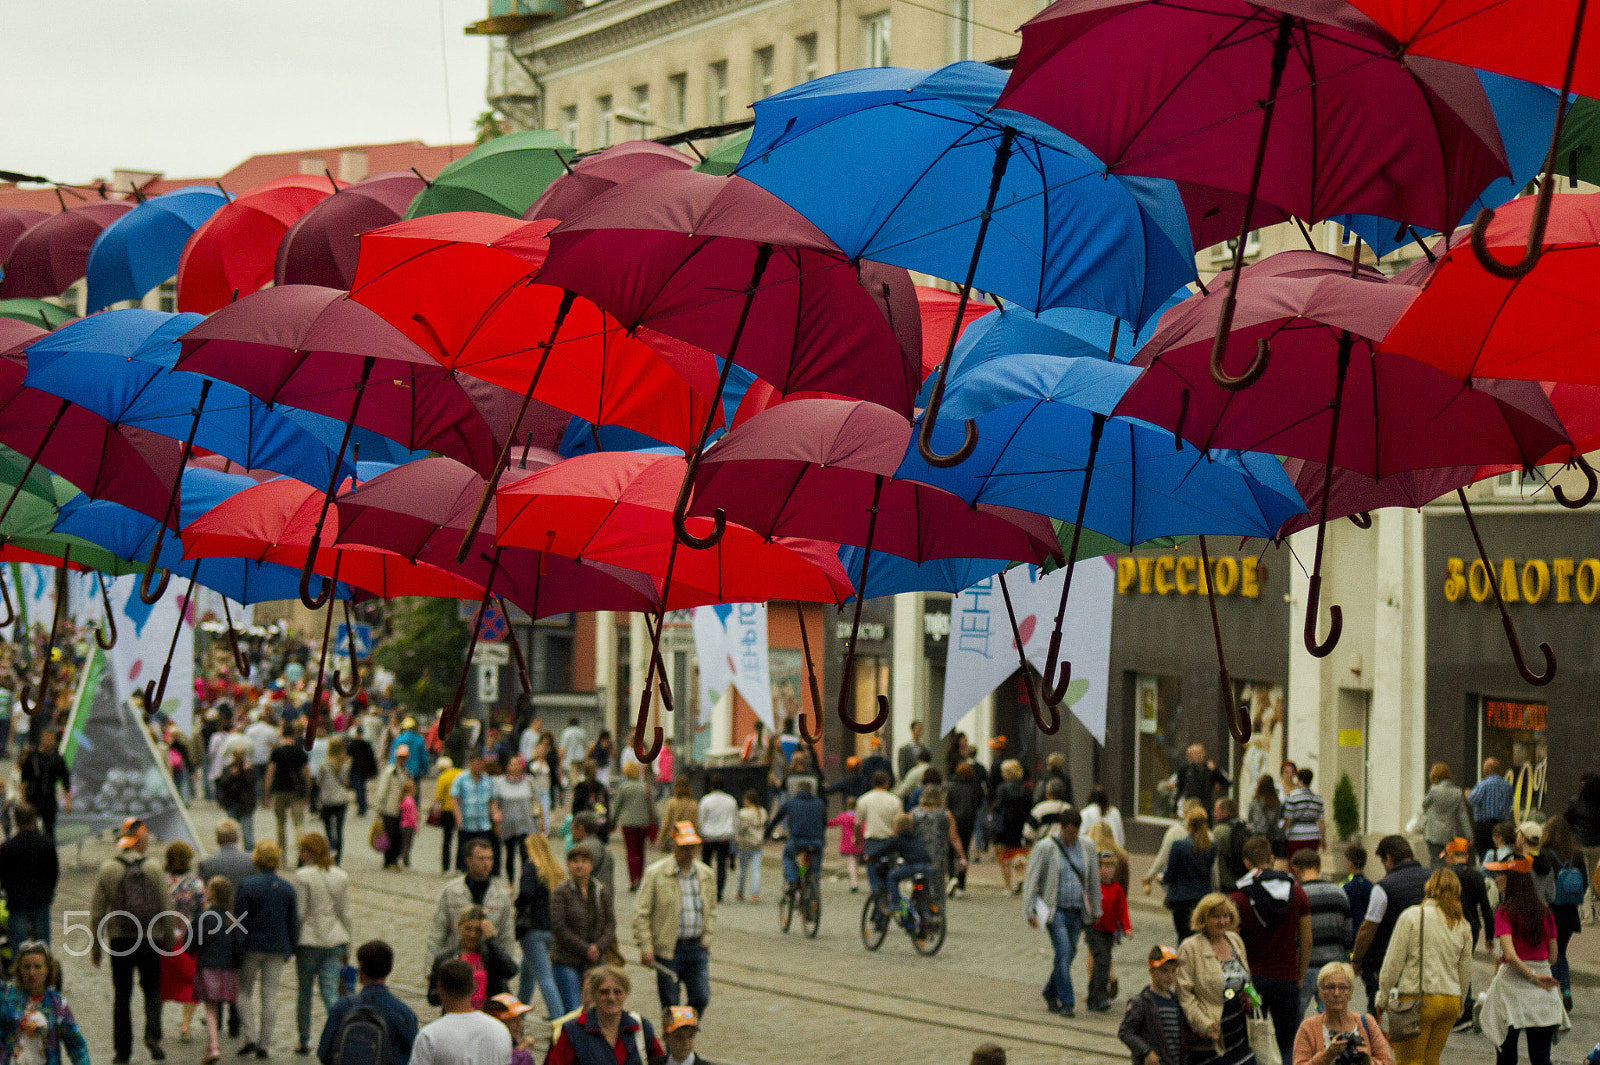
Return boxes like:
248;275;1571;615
138;533;172;605
94;572;117;650
1504;615;1557;686
332;600;362;698
298;537;332;609
670;448;726;550
1553;455;1598;509
1348;512;1373;529
1221;664;1252;745
142;664;172;719
840;692;890;735
793;602;824;746
1209;323;1271;392
916;411;978;468
1469;196;1551;280
631;685;665;764
1303;574;1342;658
1039;630;1071;707
1030;669;1061;736
0;569;15;630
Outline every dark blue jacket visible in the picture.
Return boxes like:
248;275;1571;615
1164;839;1216;904
235;871;298;956
766;792;826;842
316;983;418;1065
191;906;242;970
884;829;933;867
0;828;58;908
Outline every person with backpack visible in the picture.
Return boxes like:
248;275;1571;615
1212;798;1248;893
1230;834;1311;1065
89;817;173;1065
1539;815;1587;1013
316;940;417;1065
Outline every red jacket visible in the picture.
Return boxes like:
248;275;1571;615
1093;881;1131;934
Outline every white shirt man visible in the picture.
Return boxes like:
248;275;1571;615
408;959;511;1065
558;719;588;768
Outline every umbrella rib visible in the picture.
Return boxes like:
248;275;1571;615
853;120;1006;257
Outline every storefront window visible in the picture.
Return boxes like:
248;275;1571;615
1479;697;1548;816
1133;673;1184;819
1232;682;1285;804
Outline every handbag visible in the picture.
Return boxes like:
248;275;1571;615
1383;902;1425;1042
370;820;390;853
1247;1000;1281;1065
426;802;444;827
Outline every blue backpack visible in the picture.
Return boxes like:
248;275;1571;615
1554;858;1586;907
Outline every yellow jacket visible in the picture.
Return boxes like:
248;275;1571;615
435;767;463;815
632;854;716;959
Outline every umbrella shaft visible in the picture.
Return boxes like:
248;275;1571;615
0;398;69;531
1052;413;1105;633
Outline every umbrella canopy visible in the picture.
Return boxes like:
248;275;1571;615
177;174;344;313
695;128;751;175
525;141;693;221
0;209;49;265
0;472;139;576
914;286;991;382
0;299;75;330
739;62;1196;327
85;186;231;312
1555;94;1600;188
405;131;575;219
1;201;134;299
495;450;855;605
1274;459;1484;538
274;172;426;290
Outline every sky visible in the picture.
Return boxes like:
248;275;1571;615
5;0;492;183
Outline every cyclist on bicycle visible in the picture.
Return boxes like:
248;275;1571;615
882;813;936;916
765;778;827;890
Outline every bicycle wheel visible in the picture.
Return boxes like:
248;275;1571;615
911;891;946;956
801;875;822;938
779;884;795;933
860;892;888;950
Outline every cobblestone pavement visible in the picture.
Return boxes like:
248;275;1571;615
39;796;1600;1065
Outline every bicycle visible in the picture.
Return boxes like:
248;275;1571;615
779;844;822;938
860;856;945;956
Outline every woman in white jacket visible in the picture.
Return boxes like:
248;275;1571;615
292;832;351;1055
1378;867;1473;1065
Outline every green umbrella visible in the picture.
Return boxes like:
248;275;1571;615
694;128;751;176
1556;96;1600;188
0;474;141;576
404;130;576;219
1021;520;1185;575
0;298;76;330
0;444;66;512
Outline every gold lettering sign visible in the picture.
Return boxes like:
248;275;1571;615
1116;555;1260;598
1445;557;1600;605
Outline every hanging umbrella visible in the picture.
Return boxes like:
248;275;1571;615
85;186;231;312
0;209;49;265
525;141;693;221
274;172;426;290
914;286;991;383
176;174;345;313
1115;249;1570;682
1;201;134;299
1275;460;1485;538
405;131;575;219
1555;94;1600;187
0;299;75;330
694;128;751;175
996;0;1509;391
740;62;1197;464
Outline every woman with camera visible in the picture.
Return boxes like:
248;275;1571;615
1293;962;1394;1065
1376;868;1472;1065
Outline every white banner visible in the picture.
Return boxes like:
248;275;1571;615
691;603;773;730
939;558;1115;742
692;607;733;726
106;574;195;733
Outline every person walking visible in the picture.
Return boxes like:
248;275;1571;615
292;832;351;1055
495;756;541;887
1172;745;1230;812
1230;835;1311;1065
1440;838;1493;1031
1086;850;1131;1014
1245;776;1286;861
735;790;765;903
1174;893;1253;1065
549;845;616;1014
658;778;697;851
612;761;655;891
1118;946;1187;1065
1164;806;1217;942
947;763;985;895
1081;784;1126;849
409;960;512;1065
1417;764;1473;867
1213;798;1248;894
698;774;738;904
234;840;299;1058
314;736;352;864
218;749;258;850
426;906;517;1010
635;822;716;1016
1377;868;1472;1065
161;841;206;1045
1282;768;1325;863
0;803;58;946
1352;836;1433;1012
90;819;172;1065
897;720;929;782
992;760;1035;894
432;756;462;874
0;942;90;1065
1292;961;1394;1065
1536;815;1585;1012
1290;849;1351;1016
372;747;411;870
514;834;566;1021
1023;807;1101;1018
263;725;311;859
1480;857;1569;1065
423;838;518;983
315;940;417;1065
344;726;378;818
544;967;665;1065
1033;752;1075;808
1467;760;1513;861
193;876;243;1065
19;728;71;840
1562;773;1600;924
451;753;501;877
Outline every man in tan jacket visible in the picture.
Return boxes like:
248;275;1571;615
89;819;174;1064
634;821;716;1016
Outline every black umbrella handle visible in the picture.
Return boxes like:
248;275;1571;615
1553;455;1598;509
793;601;824;746
1458;488;1556;686
93;571;117;650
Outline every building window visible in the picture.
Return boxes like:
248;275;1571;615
1132;673;1184;819
560;105;579;147
861;12;891;67
753;46;775;100
668;72;688;128
1493;466;1547;498
626;84;651;139
707;60;729;123
1209;230;1262;264
948;0;972;61
1478;698;1548;813
157;281;176;313
596;94;616;148
795;33;819;83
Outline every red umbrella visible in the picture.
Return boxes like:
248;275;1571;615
915;285;992;383
177;174;345;313
525;141;693;222
274;171;426;290
0;209;50;266
0;201;133;299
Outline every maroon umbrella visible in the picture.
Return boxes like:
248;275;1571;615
274;171;427;290
691;397;1062;739
525;141;693;222
997;0;1509;391
1275;459;1480;538
0;209;49;265
0;201;133;299
176;284;570;606
1114;249;1568;675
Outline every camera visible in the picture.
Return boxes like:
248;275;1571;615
1330;1030;1367;1065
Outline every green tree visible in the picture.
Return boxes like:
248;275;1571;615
474;110;506;146
1333;772;1362;842
375;597;469;719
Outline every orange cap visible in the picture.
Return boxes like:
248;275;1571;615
1443;838;1470;855
1149;945;1180;968
663;1006;698;1034
671;821;702;847
987;735;1007;749
1484;856;1534;874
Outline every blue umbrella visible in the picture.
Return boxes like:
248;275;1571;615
85;186;231;312
23;309;355;600
738;61;1196;466
897;352;1303;731
1334;71;1561;257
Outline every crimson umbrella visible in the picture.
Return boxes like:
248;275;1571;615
0;201;133;299
524;141;693;222
0;209;49;265
1114;249;1570;680
274;171;426;289
177;174;345;313
996;0;1509;390
691;397;1062;736
914;286;992;384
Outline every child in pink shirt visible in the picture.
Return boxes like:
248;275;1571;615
827;796;864;892
399;780;419;869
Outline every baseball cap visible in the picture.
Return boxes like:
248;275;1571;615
1149;946;1180;969
672;821;702;847
987;735;1007;749
1443;838;1471;855
1518;821;1543;847
845;756;860;770
869;735;883;749
1484;855;1534;874
485;994;533;1019
663;1006;698;1034
117;818;148;850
